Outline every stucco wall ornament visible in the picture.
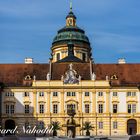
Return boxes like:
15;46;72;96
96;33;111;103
63;63;80;84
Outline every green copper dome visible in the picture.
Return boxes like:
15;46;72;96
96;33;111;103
52;26;90;46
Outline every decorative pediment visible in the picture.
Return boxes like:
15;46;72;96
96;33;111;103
62;63;81;84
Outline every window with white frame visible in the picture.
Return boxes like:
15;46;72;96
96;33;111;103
5;104;14;114
85;92;90;96
113;92;118;96
127;92;136;97
128;104;136;113
113;121;118;129
5;105;10;114
132;92;136;96
25;105;30;114
113;104;118;113
67;92;76;96
39;104;44;114
98;104;103;113
132;104;136;113
5;92;14;97
53;92;58;97
85;104;90;113
39;92;44;97
24;92;29;97
98;92;103;96
99;122;103;129
53;104;58;114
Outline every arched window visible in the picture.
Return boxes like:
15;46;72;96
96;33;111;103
56;53;60;61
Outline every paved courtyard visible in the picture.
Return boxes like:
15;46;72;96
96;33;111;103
0;136;130;140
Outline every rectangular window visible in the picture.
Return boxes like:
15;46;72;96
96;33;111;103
5;92;14;97
132;92;136;96
67;92;71;96
113;92;118;96
127;92;131;96
85;92;90;96
67;92;76;96
128;104;131;113
132;104;136;113
10;105;14;114
113;122;118;129
6;105;10;114
25;105;30;114
67;104;76;113
98;92;103;96
71;92;76;96
53;92;58;96
128;104;136;113
85;104;90;113
24;92;29;97
5;105;14;114
53;104;58;114
99;122;103;129
113;104;118;113
39;92;44;97
98;104;103;113
39;104;44;114
127;92;136;96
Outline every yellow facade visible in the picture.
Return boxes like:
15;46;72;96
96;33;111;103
2;80;140;136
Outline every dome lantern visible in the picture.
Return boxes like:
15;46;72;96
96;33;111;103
66;1;76;27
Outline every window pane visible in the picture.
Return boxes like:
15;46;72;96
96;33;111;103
113;92;117;96
53;104;58;114
132;104;136;113
25;105;30;114
128;104;131;113
40;104;44;114
113;122;118;129
98;104;103;113
85;104;90;113
99;122;103;129
113;104;117;113
85;92;89;96
53;92;58;96
98;92;103;96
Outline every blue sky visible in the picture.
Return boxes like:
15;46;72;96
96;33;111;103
0;0;140;63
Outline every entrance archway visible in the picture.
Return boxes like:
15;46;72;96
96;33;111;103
5;120;15;135
127;119;137;135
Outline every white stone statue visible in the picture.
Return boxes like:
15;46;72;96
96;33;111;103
69;63;73;70
91;72;96;81
61;75;64;81
106;75;109;81
33;75;36;81
46;72;50;81
78;75;81;82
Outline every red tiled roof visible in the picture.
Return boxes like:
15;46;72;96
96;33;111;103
0;63;140;87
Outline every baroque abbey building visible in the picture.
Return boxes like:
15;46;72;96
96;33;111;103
0;5;140;136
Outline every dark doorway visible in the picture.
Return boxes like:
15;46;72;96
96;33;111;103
5;120;15;135
127;119;137;135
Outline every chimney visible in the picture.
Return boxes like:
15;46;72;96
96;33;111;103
25;58;33;64
118;58;126;64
